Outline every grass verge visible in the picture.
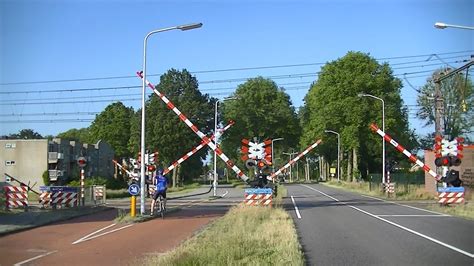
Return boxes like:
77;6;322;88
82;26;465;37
140;205;304;265
322;180;473;219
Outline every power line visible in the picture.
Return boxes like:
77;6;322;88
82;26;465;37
1;50;472;85
0;111;100;117
0;119;94;123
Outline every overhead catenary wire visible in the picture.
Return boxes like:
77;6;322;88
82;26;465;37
1;50;472;86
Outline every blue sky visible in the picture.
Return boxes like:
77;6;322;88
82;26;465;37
1;0;473;139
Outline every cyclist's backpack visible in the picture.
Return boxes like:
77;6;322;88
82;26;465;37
156;176;167;192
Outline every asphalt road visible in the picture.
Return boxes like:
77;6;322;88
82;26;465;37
285;184;474;266
0;186;244;265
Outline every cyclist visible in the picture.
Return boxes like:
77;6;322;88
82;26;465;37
150;168;169;215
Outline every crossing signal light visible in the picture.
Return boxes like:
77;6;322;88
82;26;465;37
147;165;156;172
434;156;461;167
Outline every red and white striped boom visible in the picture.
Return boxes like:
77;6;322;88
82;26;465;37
137;72;249;182
112;160;138;179
164;120;235;175
270;139;322;180
369;123;441;181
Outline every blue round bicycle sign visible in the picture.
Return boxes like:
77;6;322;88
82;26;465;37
128;184;140;196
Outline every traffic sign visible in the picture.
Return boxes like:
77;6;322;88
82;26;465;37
77;156;87;168
128;184;140;196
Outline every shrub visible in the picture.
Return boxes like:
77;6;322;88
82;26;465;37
42;170;50;186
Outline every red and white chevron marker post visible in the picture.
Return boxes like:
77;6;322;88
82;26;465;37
164;120;235;175
369;123;441;181
269;139;322;180
137;71;249;182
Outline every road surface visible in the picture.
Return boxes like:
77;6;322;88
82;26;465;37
286;183;473;266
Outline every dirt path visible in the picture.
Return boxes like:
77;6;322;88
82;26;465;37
0;204;228;265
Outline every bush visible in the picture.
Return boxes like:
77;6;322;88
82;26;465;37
67;176;127;189
42;170;50;186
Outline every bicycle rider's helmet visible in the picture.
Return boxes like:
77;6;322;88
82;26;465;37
156;168;164;175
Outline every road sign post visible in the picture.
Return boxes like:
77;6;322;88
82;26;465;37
128;184;140;217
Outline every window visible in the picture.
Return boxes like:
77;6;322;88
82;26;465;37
5;143;16;148
5;160;16;166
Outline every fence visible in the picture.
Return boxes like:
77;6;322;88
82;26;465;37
368;173;424;194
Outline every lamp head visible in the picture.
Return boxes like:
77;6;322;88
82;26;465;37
178;23;203;31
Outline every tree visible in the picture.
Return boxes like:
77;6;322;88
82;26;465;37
142;69;214;185
9;129;43;139
89;102;134;158
221;77;301;171
301;51;416;181
57;128;91;142
416;68;473;141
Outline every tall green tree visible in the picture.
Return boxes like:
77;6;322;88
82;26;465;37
57;128;91;142
221;77;301;171
301;51;416;180
416;68;473;141
89;102;134;158
9;129;43;139
143;69;214;183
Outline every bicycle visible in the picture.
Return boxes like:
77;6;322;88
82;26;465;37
154;194;166;219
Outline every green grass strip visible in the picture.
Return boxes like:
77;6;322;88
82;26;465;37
141;205;304;265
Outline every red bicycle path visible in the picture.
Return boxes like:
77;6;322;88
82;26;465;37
0;205;228;265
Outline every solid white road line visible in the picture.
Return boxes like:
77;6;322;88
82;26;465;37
72;224;134;245
291;196;302;219
300;184;474;259
360;194;450;216
14;250;58;266
376;214;450;217
72;223;117;244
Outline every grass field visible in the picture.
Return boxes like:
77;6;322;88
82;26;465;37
139;184;303;265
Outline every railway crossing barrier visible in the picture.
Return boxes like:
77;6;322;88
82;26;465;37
4;186;29;211
92;185;106;205
39;186;78;208
244;188;273;206
438;187;465;204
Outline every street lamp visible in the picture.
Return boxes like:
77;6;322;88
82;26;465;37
358;93;385;184
140;23;202;215
434;22;474;30
324;130;340;182
271;138;284;174
213;97;237;196
282;151;298;182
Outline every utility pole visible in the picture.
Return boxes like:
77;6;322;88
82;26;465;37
434;58;474;138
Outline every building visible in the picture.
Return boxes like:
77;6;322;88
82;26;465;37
1;138;115;187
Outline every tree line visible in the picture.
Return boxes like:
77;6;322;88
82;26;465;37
7;52;472;184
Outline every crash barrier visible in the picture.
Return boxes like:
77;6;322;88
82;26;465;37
39;186;78;208
4;186;29;211
92;185;106;205
244;188;273;206
438;187;465;204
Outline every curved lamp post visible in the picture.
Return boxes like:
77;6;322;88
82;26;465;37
324;130;340;182
271;138;284;175
434;22;474;30
358;93;385;184
213;97;237;196
140;23;202;215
